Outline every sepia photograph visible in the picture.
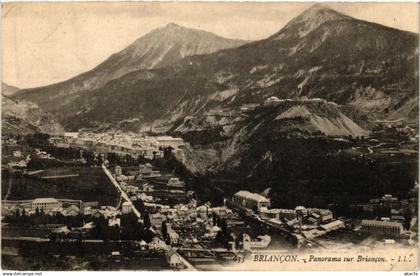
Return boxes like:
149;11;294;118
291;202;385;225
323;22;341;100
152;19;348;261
1;1;419;272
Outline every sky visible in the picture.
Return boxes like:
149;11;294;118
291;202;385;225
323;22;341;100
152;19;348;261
2;2;419;89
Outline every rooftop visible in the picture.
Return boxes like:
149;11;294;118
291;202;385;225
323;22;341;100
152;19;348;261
32;198;59;204
66;205;80;212
320;220;344;230
234;191;269;202
361;219;403;227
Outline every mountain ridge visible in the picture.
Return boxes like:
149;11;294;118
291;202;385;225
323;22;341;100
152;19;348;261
2;82;20;97
14;23;249;104
14;5;418;132
2;94;64;135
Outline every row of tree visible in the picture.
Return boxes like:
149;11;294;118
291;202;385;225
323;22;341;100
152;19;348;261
4;209;85;228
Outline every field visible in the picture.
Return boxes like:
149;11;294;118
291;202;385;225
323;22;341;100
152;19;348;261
2;166;119;206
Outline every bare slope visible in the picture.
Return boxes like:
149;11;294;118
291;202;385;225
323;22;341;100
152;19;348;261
2;94;64;135
2;82;20;97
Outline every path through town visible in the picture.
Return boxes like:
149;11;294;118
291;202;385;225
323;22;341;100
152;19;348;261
101;164;197;271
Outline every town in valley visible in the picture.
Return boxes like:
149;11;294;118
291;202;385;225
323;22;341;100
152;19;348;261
2;96;418;270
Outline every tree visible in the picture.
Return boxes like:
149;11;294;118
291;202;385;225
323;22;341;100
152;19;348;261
124;154;134;165
163;147;174;159
251;205;259;214
133;199;145;215
49;232;57;242
143;213;151;229
161;221;168;239
83;151;95;166
216;215;221;227
404;208;413;230
137;155;146;165
235;233;244;249
166;234;171;245
107;152;120;165
143;229;155;243
35;207;40;216
96;154;104;165
221;218;228;237
215;230;227;248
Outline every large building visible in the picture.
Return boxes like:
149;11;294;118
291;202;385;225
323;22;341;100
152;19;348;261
139;163;153;174
115;165;122;175
156;136;185;149
63;132;79;142
31;198;62;213
263;96;283;106
167;178;185;189
311;208;334;223
233;191;270;211
361;219;403;237
320;220;345;232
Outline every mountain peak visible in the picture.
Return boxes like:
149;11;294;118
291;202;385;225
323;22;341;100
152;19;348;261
164;22;182;29
305;3;333;13
270;4;349;40
13;22;248;106
296;3;345;21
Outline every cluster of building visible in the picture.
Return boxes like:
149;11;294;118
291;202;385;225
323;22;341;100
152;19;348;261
2;146;31;169
369;194;406;214
262;96;332;107
84;205;121;219
1;197;130;224
109;162;199;245
352;194;416;224
146;197;273;252
356;194;418;238
49;132;187;160
231;190;420;246
5;158;29;169
232;190;345;241
2;197;84;217
232;190;270;211
34;148;55;160
5;147;62;170
113;163;187;205
114;163;163;181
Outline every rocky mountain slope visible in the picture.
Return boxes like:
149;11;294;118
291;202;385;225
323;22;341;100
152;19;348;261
171;98;368;175
386;96;418;124
13;23;247;115
2;94;64;135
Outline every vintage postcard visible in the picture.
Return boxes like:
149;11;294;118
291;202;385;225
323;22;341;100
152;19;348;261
1;1;418;272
